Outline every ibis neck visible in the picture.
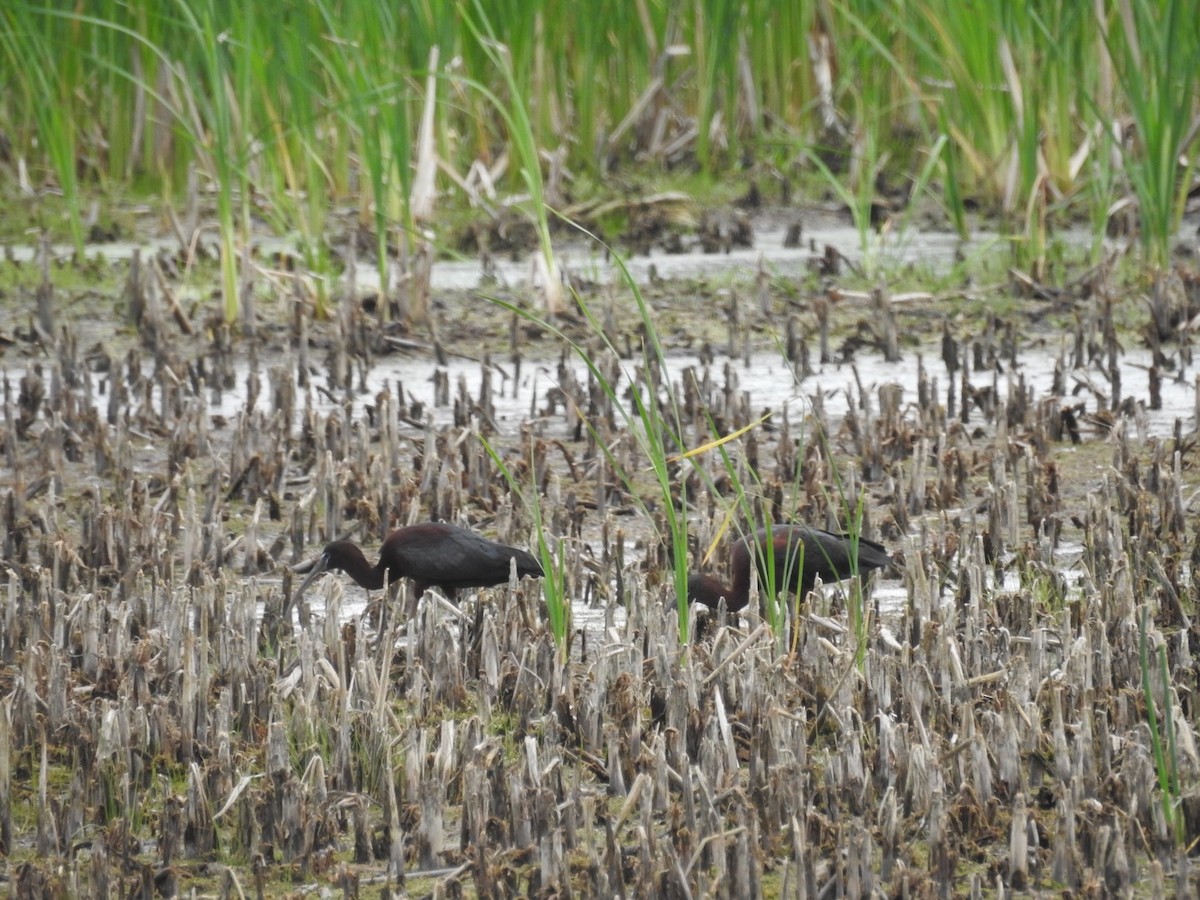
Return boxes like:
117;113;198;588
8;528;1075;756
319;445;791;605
688;574;750;612
336;546;388;591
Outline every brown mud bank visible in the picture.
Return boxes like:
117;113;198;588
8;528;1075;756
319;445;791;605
3;212;1200;895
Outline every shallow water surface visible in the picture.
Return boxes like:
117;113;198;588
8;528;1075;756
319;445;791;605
277;332;1193;629
5;222;1182;634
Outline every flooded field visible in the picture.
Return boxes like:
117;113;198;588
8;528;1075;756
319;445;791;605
4;0;1200;893
3;222;1200;897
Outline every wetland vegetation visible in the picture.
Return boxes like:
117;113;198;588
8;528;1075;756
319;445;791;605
2;0;1200;896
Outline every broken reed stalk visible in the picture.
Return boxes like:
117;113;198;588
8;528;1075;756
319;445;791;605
3;248;1200;894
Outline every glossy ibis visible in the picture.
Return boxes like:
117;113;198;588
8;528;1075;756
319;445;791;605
686;524;890;612
292;522;544;604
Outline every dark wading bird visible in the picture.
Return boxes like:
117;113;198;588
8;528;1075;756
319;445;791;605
686;524;891;613
292;522;544;605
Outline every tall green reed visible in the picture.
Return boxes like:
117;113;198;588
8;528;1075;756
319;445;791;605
167;0;249;322
687;411;877;664
257;5;333;297
461;0;564;316
0;3;85;255
805;139;878;273
487;239;694;641
480;436;570;659
1105;0;1199;270
684;427;795;646
300;2;418;318
4;0;1195;304
1139;606;1185;845
692;0;741;170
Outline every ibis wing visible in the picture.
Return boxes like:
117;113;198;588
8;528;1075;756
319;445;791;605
796;526;890;575
752;525;890;593
400;525;538;590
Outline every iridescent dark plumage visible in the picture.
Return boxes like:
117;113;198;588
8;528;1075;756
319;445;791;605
292;522;543;604
686;525;890;612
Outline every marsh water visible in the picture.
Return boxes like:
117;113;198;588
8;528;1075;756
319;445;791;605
7;212;1200;896
5;223;1189;631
